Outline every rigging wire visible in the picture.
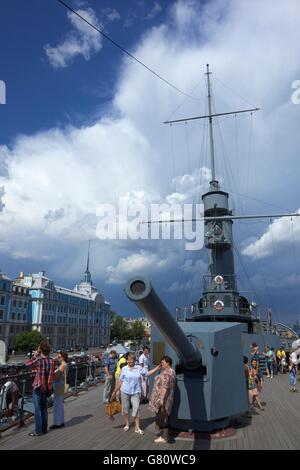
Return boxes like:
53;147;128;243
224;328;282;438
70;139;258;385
232;241;267;312
233;114;244;216
57;0;198;100
249;113;259;201
254;219;275;321
213;74;258;109
165;77;204;123
269;218;282;322
168;122;185;309
179;123;207;309
191;116;210;305
289;217;300;309
231;191;292;213
183;84;209;309
212;99;239;206
172;93;208;310
169;124;176;192
184;122;192;176
217;103;265;318
245;112;254;196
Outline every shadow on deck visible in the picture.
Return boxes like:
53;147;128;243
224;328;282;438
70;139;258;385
0;373;298;450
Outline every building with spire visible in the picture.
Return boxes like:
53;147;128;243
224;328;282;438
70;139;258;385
12;249;111;350
0;270;31;350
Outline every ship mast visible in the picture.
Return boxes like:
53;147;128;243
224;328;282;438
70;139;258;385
206;64;216;184
147;65;300;322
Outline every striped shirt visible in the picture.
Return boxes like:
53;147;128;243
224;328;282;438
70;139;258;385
26;356;55;392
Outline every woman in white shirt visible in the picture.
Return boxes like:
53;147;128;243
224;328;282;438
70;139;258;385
112;352;160;434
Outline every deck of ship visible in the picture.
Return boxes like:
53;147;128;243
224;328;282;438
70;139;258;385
0;372;299;450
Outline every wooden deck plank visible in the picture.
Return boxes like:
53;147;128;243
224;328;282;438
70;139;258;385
1;373;299;450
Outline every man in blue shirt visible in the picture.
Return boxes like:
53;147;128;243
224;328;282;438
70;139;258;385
103;350;117;404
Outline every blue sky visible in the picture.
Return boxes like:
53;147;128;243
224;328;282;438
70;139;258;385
1;0;300;324
0;0;168;142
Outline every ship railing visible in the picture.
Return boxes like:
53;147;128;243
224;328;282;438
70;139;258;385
0;359;105;433
176;302;252;321
203;274;237;291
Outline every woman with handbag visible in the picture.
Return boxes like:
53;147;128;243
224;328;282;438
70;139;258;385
111;353;160;434
50;351;69;430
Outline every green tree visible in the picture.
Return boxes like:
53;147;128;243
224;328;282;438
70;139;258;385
128;321;145;342
15;330;44;354
109;310;117;323
110;316;130;341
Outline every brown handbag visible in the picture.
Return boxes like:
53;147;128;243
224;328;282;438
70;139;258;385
105;399;122;417
64;369;70;394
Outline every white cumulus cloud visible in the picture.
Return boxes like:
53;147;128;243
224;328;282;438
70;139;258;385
45;8;103;68
106;250;168;284
242;211;300;259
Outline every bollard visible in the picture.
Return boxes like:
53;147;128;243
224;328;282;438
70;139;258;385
74;366;78;396
18;379;26;428
93;361;96;382
85;364;89;389
0;384;6;422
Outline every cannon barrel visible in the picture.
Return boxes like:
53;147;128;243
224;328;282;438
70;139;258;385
125;276;202;370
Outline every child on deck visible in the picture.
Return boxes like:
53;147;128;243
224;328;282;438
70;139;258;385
248;358;264;411
289;360;297;392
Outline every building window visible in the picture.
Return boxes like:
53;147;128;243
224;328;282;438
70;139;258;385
18;300;22;308
0;296;5;305
23;314;26;321
12;312;15;320
0;310;3;320
13;299;16;307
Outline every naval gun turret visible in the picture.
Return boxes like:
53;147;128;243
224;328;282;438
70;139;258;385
125;276;248;432
124;66;288;431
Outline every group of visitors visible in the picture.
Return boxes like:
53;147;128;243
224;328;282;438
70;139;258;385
103;346;176;443
103;346;151;404
22;341;176;443
21;338;300;444
25;340;68;436
263;346;288;378
244;341;300;414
